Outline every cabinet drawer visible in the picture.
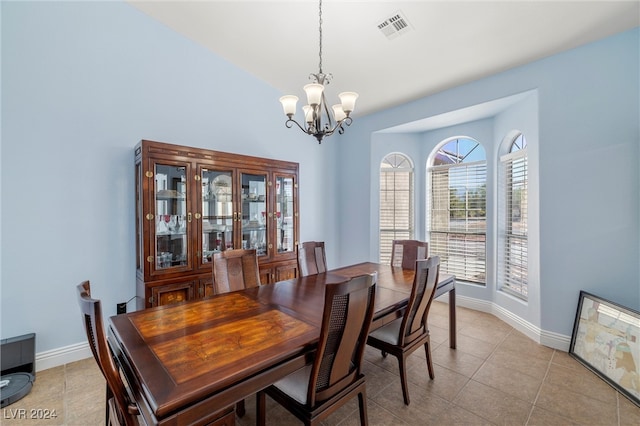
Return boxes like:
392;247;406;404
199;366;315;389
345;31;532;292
150;281;195;307
276;263;297;281
259;261;297;284
199;276;214;298
259;268;273;285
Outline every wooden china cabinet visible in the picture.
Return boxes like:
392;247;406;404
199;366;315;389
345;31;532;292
135;140;299;309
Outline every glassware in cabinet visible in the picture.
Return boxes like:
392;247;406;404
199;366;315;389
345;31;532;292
240;172;268;256
275;174;296;255
200;168;235;267
153;162;189;272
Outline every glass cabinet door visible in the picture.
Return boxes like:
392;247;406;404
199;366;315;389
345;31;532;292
275;174;296;254
154;163;189;271
201;168;234;265
240;172;268;257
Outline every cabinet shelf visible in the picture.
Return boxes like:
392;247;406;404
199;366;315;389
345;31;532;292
156;190;185;201
203;196;233;202
156;231;187;237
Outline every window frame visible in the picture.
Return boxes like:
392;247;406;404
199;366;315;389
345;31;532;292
498;134;529;300
379;153;414;264
428;138;487;285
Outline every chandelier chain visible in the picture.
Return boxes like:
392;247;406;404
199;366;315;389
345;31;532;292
318;0;323;74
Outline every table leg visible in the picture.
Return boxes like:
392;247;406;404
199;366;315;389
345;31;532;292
257;391;266;426
449;287;456;349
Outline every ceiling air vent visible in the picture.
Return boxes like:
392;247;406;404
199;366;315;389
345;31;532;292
377;11;411;40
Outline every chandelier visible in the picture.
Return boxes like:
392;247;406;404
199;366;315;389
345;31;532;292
278;0;358;144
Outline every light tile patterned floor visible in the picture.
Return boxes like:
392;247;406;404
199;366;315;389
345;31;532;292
2;302;639;425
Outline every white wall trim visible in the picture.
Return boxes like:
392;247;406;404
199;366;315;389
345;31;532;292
539;329;571;352
436;294;571;351
35;341;92;372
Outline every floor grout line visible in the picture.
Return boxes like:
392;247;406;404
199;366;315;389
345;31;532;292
524;348;554;426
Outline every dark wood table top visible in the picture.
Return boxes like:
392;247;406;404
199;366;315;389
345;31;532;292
108;262;454;424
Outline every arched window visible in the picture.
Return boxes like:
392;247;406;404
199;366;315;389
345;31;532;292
428;138;486;284
379;153;414;264
498;133;528;299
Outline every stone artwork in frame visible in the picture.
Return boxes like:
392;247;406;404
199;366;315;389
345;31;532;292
569;290;640;407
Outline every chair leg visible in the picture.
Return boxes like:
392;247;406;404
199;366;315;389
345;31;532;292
236;399;245;417
105;384;113;425
397;355;410;405
256;391;266;426
358;387;369;426
424;342;435;379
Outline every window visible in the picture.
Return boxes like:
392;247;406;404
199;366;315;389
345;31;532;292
428;138;486;284
379;153;414;264
498;134;528;299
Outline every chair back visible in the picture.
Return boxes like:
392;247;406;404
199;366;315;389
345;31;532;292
212;249;260;294
297;241;327;277
390;240;428;270
76;281;138;426
398;256;440;346
307;273;376;404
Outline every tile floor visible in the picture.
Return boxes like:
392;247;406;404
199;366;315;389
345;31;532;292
2;302;639;425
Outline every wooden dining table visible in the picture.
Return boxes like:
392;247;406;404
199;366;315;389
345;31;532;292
108;262;455;425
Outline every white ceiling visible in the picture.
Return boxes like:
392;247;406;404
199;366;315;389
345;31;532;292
128;1;639;118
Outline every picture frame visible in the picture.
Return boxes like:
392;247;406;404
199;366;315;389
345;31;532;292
569;291;640;407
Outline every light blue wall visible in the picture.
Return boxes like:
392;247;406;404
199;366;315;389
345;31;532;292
0;1;342;353
339;28;640;337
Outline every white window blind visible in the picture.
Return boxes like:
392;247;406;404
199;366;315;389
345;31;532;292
499;149;528;298
429;160;486;283
379;168;414;264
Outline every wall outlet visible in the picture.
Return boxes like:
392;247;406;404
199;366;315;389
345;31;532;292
116;302;127;315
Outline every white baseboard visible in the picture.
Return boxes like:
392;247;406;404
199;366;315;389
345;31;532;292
36;297;571;372
35;341;92;372
436;294;571;352
539;329;571;352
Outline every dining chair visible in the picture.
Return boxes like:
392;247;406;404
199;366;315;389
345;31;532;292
257;273;377;426
297;241;327;277
367;256;440;405
390;239;428;269
76;281;140;426
212;248;261;294
211;248;261;417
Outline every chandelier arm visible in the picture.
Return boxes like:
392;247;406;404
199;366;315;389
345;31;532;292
331;116;353;136
285;118;313;135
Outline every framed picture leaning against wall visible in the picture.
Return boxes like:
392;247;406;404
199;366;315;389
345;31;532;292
569;290;640;407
